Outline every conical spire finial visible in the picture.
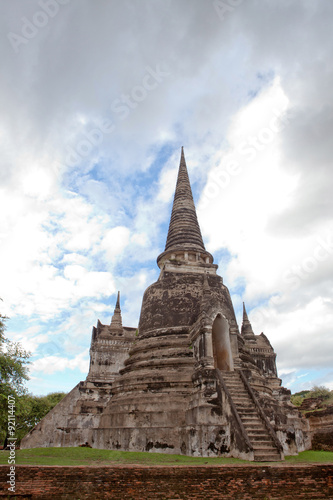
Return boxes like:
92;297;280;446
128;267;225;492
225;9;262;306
163;148;206;253
243;302;249;322
110;291;122;332
115;291;120;310
180;145;185;163
241;302;255;338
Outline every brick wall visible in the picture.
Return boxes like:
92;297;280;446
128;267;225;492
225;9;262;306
0;464;332;499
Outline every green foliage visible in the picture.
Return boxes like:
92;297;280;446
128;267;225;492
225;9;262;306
291;385;333;410
291;390;310;406
0;340;30;394
0;312;6;343
290;394;304;406
306;386;331;400
0;309;30;396
0;303;67;446
293;390;311;398
14;392;67;443
0;307;31;446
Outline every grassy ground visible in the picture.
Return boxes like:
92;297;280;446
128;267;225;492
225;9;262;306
0;447;245;466
0;448;333;466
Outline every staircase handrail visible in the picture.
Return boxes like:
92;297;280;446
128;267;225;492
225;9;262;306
215;369;254;453
239;370;283;454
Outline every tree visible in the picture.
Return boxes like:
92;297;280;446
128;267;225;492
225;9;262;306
0;305;31;447
0;303;68;446
307;386;331;400
14;392;67;443
290;390;310;406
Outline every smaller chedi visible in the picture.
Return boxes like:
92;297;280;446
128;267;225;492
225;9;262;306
21;149;310;461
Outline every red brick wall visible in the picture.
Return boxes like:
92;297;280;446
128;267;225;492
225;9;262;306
1;464;332;499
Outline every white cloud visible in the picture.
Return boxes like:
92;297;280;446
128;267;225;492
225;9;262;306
198;75;333;378
157;165;178;203
249;296;333;369
198;79;300;294
31;350;89;375
62;253;89;266
100;226;131;261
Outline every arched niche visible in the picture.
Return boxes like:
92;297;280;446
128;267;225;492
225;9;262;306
212;314;234;371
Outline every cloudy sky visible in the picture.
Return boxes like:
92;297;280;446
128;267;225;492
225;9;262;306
1;0;332;396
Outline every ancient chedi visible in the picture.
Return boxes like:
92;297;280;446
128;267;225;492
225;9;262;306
21;149;310;461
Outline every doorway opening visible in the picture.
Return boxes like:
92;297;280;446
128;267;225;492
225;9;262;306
212;314;234;371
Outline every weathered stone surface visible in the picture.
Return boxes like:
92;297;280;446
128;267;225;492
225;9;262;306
1;465;333;499
21;149;310;460
305;405;333;451
164;146;206;254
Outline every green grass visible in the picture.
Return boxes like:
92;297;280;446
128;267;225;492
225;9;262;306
285;450;333;463
0;448;332;466
0;447;246;466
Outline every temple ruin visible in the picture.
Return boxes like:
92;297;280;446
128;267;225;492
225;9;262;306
21;148;310;461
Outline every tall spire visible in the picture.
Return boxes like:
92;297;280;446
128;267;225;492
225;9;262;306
110;291;122;333
241;302;255;339
242;302;249;322
164;147;206;253
115;290;120;309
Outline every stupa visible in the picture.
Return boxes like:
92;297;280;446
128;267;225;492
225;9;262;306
21;149;310;460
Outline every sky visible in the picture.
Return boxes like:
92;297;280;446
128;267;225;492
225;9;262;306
1;0;332;396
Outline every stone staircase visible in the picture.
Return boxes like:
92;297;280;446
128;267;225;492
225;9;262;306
222;371;283;461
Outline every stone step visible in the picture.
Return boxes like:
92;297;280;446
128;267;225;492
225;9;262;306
230;392;247;397
244;422;267;430
231;399;251;405
250;434;276;443
227;387;248;392
249;436;275;446
221;373;283;462
238;414;260;420
252;442;276;450
240;414;262;420
242;421;263;428
243;424;267;432
223;381;246;391
234;403;256;410
254;446;280;453
231;397;252;403
235;403;256;409
240;412;262;417
228;391;249;397
233;402;253;407
237;408;258;418
222;375;280;437
233;402;253;408
223;381;244;387
247;430;272;438
241;418;264;426
241;420;263;427
227;387;248;393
